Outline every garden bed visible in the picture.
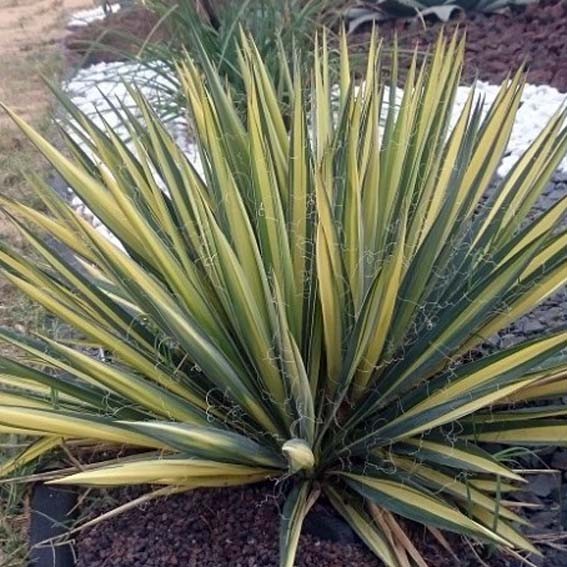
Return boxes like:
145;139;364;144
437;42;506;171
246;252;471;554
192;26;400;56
64;1;567;92
40;165;567;567
1;1;566;566
65;5;165;67
56;4;567;566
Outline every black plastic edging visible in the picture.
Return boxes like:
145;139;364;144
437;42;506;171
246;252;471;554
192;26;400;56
28;483;77;567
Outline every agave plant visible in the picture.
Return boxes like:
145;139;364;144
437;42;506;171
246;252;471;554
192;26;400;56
346;0;537;29
1;31;567;566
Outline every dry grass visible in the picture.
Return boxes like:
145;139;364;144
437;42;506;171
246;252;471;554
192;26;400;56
0;64;56;567
0;52;63;358
0;2;94;565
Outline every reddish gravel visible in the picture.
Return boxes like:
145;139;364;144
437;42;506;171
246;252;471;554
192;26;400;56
75;483;535;567
76;484;381;567
366;0;567;91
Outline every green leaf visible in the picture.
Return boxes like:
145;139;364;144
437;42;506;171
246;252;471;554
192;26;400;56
279;481;317;567
325;486;400;567
341;472;509;545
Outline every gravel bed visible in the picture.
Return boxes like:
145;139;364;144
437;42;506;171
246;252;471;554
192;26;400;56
486;171;567;351
67;3;122;29
362;0;567;93
76;485;381;567
75;484;534;567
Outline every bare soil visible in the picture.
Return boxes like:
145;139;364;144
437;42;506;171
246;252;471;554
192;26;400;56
64;5;166;66
0;0;94;350
0;0;94;125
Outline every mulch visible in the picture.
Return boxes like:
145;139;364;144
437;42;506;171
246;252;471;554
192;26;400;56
75;483;524;567
75;484;380;567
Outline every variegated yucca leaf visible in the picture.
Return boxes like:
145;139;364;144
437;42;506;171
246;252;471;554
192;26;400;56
1;31;566;566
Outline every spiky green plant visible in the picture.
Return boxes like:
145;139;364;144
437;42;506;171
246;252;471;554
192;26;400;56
346;0;537;29
1;32;567;566
94;0;341;121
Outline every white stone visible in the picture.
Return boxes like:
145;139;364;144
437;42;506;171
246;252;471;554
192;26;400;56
67;3;121;28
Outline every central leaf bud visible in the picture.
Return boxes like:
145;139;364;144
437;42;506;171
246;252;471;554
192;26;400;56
282;439;315;473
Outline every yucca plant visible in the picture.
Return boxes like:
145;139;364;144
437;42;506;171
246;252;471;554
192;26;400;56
1;31;567;566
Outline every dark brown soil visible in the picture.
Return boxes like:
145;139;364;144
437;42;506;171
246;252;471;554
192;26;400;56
363;0;567;92
74;483;537;567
